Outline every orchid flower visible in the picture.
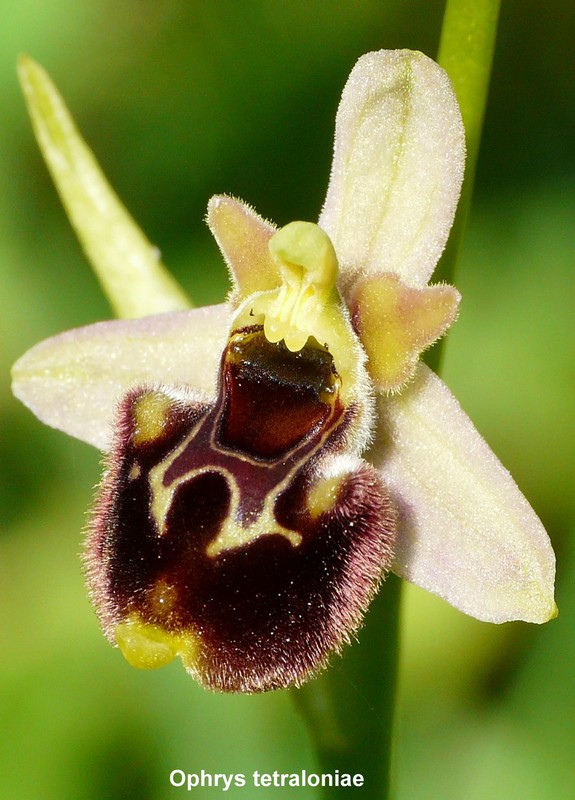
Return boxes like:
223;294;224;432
12;51;556;694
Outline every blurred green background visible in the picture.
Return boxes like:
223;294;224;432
1;1;573;798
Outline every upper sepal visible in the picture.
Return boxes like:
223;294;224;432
320;49;465;290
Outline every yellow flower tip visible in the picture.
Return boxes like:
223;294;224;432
252;222;339;352
114;615;199;671
549;601;559;621
350;273;460;392
114;617;178;669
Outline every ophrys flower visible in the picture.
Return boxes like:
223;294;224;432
12;51;556;693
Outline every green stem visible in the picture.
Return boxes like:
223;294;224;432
292;574;402;799
428;0;501;370
293;2;501;796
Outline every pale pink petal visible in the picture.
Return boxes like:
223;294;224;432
206;195;279;299
319;50;465;289
370;363;556;623
12;305;230;451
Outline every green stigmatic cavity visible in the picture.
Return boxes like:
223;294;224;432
86;223;396;692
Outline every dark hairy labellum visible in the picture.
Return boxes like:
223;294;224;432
86;326;396;692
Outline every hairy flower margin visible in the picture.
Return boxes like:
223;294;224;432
12;51;556;692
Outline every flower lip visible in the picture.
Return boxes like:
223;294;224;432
87;316;395;692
